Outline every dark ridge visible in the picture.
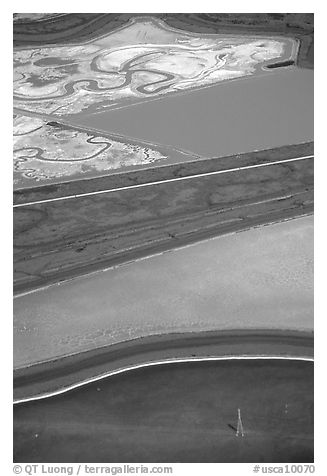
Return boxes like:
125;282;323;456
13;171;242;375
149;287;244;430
266;60;295;69
46;121;61;127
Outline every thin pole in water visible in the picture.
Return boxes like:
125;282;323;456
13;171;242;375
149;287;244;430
236;408;245;437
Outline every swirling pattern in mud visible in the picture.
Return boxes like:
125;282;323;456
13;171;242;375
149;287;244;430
13;18;295;116
13;114;168;186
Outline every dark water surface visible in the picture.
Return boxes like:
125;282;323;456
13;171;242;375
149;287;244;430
14;359;313;463
76;68;313;158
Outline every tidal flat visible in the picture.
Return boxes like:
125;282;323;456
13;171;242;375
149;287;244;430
14;215;313;368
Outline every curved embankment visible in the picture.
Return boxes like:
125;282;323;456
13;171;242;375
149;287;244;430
14;352;313;463
13;14;313;69
14;329;313;402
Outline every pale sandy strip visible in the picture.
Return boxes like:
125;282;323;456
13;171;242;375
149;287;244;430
13;155;313;208
14;208;313;299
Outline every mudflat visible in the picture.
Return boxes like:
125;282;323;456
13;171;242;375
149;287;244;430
14;215;313;368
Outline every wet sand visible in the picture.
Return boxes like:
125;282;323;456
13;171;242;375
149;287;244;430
76;68;313;158
14;215;313;369
14;359;313;463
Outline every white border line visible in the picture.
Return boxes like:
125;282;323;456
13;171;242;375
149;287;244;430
14;155;314;208
14;354;313;405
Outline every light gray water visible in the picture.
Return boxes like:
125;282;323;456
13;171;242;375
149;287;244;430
76;68;313;158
